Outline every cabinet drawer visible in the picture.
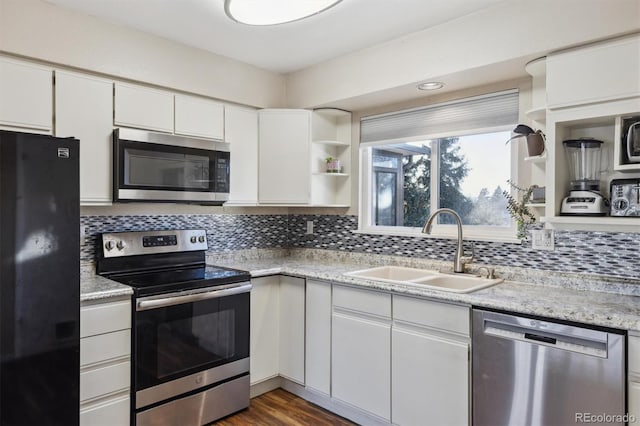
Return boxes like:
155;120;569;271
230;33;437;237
80;395;130;426
81;300;131;338
81;330;131;367
393;295;469;336
629;335;640;377
81;360;131;403
333;285;391;318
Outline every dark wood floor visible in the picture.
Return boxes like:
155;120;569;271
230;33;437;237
212;389;356;426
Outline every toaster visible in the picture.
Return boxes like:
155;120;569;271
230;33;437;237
610;178;640;216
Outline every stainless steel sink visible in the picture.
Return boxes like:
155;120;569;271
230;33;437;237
344;265;502;293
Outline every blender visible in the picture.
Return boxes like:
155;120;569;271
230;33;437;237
560;138;610;215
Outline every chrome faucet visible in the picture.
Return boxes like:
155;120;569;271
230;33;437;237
421;208;473;273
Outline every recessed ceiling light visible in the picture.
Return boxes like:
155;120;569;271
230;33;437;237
417;82;445;91
225;0;342;26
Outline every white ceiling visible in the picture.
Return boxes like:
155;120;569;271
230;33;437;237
44;0;505;74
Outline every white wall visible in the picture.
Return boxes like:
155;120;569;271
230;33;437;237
286;0;640;109
0;0;286;108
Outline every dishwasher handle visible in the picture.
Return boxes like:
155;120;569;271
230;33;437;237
483;317;609;358
524;332;556;345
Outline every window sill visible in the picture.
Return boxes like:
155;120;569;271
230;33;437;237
352;228;522;244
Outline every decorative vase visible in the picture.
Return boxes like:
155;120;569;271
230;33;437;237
526;132;545;157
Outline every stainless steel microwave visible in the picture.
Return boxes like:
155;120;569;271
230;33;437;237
113;128;230;204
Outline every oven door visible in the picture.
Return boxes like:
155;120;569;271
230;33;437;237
113;128;230;204
134;282;250;409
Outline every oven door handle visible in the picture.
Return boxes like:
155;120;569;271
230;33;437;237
136;283;252;311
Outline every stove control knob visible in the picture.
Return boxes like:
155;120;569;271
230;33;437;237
198;236;205;243
116;240;126;251
190;236;197;244
104;241;115;251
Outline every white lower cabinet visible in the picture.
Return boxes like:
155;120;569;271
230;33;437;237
331;285;391;421
278;276;306;383
249;278;473;426
250;275;305;386
628;333;640;421
391;295;470;426
80;297;131;426
305;279;331;395
250;276;280;384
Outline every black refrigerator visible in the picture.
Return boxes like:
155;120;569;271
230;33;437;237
0;130;80;425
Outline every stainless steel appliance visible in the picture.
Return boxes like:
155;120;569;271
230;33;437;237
610;178;640;216
560;138;609;215
473;309;626;426
97;229;251;426
0;130;80;425
622;115;640;162
113;128;230;205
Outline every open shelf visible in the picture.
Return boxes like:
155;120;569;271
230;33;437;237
526;203;546;208
312;139;350;146
313;172;349;177
541;215;640;232
525;107;546;122
524;152;547;163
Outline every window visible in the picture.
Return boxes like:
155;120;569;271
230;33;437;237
359;90;521;241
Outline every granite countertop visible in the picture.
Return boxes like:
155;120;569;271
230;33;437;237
80;250;640;331
209;253;640;332
81;274;133;302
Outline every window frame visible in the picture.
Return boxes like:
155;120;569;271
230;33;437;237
358;124;524;243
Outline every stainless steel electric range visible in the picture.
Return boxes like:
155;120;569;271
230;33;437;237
96;229;251;426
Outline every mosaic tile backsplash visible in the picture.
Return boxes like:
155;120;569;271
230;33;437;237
82;214;640;279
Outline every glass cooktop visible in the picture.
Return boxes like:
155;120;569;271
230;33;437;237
109;265;251;297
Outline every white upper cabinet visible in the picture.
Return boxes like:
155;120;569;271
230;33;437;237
257;108;352;206
174;95;224;140
226;105;259;205
258;109;311;204
0;57;52;133
55;70;113;205
114;83;174;133
547;34;640;109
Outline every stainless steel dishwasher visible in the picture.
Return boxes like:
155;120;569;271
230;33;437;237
472;309;626;426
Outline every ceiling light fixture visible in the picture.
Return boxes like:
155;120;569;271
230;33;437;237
417;82;445;91
225;0;342;26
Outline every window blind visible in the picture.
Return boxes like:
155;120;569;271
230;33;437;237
360;90;519;145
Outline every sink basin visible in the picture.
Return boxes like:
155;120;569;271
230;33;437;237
410;274;503;293
344;265;503;293
343;266;439;282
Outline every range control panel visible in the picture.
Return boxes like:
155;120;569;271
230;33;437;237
101;229;208;258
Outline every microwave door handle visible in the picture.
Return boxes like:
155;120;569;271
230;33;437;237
136;283;252;311
628;122;640;159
